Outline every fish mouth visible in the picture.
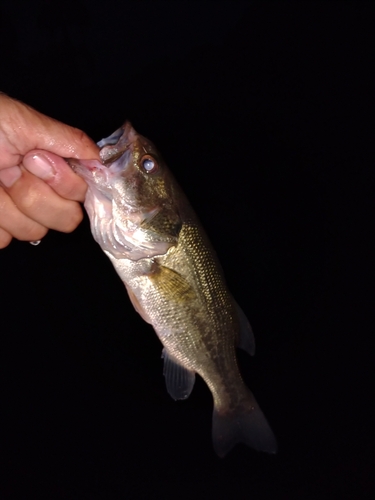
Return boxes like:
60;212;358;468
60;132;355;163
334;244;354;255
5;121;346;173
67;122;137;172
67;121;142;209
97;127;124;148
99;122;137;165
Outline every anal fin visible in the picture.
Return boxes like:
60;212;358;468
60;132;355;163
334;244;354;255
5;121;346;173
162;348;195;400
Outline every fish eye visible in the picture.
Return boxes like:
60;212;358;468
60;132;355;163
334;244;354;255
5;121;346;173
141;155;158;174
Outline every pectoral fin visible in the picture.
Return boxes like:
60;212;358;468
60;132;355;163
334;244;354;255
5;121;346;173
162;348;195;400
148;265;196;303
233;298;255;356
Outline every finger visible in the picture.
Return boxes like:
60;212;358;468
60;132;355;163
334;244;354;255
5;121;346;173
0;165;22;186
0;94;100;169
22;150;88;202
0;169;84;233
0;186;48;241
0;226;12;249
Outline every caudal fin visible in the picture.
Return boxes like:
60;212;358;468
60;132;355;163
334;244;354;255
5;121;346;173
212;392;277;458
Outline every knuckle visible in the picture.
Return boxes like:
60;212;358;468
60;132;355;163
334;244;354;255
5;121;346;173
72;127;87;142
72;128;92;150
16;183;41;211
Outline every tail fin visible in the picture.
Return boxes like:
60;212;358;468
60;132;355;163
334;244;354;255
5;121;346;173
212;392;277;458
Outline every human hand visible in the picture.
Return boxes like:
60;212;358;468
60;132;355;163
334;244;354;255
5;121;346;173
0;93;100;248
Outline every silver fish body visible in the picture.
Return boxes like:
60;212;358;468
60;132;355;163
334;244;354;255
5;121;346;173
70;123;277;457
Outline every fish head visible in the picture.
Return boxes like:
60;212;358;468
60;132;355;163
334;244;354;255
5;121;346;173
69;122;182;260
100;122;174;214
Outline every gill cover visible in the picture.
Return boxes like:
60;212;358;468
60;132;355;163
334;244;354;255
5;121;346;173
78;123;182;261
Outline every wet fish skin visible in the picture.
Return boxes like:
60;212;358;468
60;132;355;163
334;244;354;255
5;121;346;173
69;123;277;457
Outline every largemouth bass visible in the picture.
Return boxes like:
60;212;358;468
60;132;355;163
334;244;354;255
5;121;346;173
69;123;277;457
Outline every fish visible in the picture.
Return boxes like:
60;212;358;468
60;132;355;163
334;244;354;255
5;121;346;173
69;122;277;457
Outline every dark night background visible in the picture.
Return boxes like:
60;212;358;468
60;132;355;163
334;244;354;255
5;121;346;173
0;1;374;498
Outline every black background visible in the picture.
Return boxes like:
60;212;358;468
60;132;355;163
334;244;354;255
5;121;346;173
0;1;374;498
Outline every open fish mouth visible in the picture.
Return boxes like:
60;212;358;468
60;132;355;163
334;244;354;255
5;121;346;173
97;126;125;148
67;121;136;176
99;122;137;165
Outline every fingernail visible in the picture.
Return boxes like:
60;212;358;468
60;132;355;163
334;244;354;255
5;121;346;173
23;153;55;180
0;166;22;187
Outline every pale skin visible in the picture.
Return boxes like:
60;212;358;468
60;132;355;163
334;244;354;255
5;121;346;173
0;94;100;248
